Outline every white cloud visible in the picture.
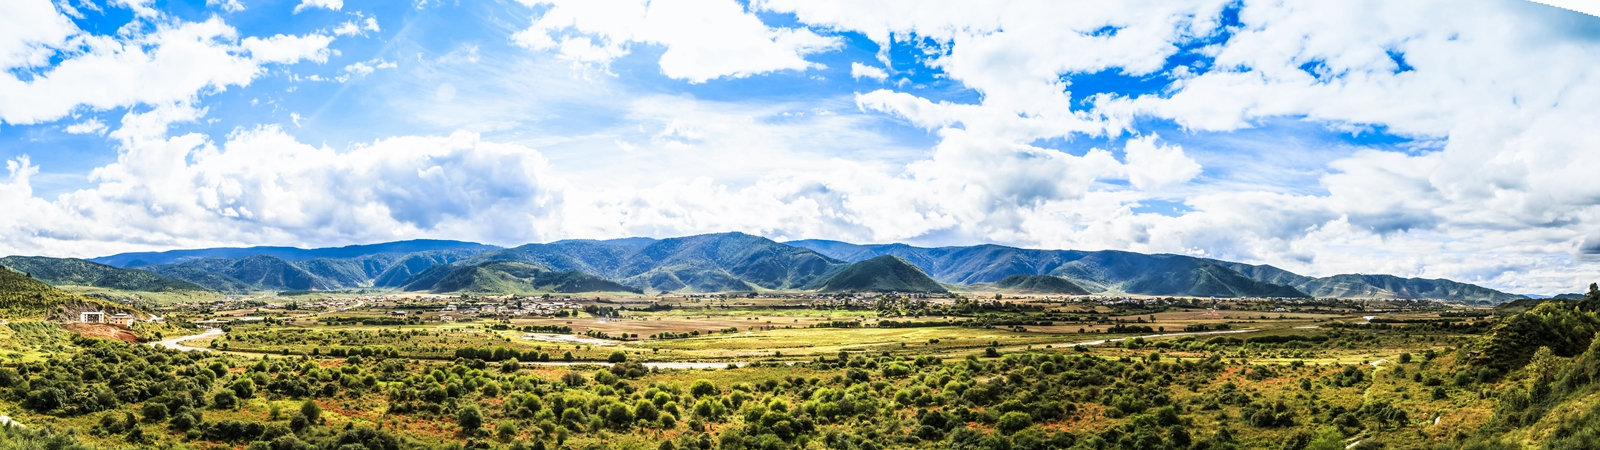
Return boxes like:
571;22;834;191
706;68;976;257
0;12;336;126
0;107;564;256
112;0;159;18
341;59;394;78
333;15;381;36
1122;135;1201;191
293;0;341;13
7;0;1600;295
850;62;887;81
64;117;107;135
511;0;840;83
0;0;80;70
241;33;334;64
206;0;245;13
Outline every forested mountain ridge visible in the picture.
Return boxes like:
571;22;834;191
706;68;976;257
407;261;641;294
791;240;1519;302
0;266;132;319
1212;261;1522;304
126;248;488;293
79;234;1524;300
408;232;847;293
994;274;1091;294
0;256;209;292
811;255;948;293
90;239;497;268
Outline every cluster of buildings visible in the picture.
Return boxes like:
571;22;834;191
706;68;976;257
78;311;137;327
438;299;581;318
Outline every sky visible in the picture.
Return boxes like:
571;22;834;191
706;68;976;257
2;0;1600;295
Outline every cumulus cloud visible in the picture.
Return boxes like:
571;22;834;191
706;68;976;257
1122;135;1201;191
7;0;1600;295
0;0;80;70
0;10;336;126
64;118;107;135
340;58;395;80
0;106;563;256
241;33;334;64
850;62;887;81
333;15;380;36
206;0;245;13
511;0;840;82
293;0;341;13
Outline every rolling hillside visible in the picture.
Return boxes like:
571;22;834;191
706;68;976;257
415;261;640;294
414;233;848;293
0;256;210;292
792;240;1516;301
789;241;1303;298
0;266;129;320
1213;261;1523;303
91;239;496;267
994;274;1090;294
139;248;488;293
68;234;1526;299
787;240;1088;284
812;255;947;293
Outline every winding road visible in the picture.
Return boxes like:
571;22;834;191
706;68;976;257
147;328;223;352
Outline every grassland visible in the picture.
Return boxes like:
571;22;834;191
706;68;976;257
0;289;1580;450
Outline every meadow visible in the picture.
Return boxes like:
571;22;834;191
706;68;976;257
0;292;1584;450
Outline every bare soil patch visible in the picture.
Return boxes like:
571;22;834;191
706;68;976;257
64;323;140;343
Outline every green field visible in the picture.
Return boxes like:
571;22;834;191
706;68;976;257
0;291;1593;449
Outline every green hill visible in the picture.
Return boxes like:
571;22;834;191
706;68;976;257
1051;252;1308;298
994;274;1090;294
1294;273;1522;303
812;256;947;293
0;266;128;320
423;261;640;294
409;233;846;293
148;255;331;292
0;256;209;292
1211;261;1522;303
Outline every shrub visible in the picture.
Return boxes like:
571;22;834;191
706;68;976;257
997;411;1032;434
458;406;484;433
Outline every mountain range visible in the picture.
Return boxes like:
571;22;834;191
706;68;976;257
0;233;1526;302
786;239;1520;302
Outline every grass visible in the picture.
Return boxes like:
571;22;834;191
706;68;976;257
55;285;226;305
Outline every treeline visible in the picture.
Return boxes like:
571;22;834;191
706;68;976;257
319;316;420;326
453;346;562;362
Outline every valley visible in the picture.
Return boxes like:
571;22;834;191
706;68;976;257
0;236;1583;450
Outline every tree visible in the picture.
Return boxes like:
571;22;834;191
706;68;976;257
608;351;628;363
458;405;484;433
997;411;1032;434
231;378;256;399
212;390;238;409
690;379;718;398
141;403;168;422
300;399;322;423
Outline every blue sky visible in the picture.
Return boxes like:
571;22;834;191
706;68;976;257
2;0;1600;294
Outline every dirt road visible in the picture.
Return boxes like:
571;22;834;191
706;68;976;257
148;328;223;352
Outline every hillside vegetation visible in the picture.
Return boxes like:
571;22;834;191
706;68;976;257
0;256;208;292
0;266;124;320
1453;284;1600;448
418;261;641;294
83;234;1523;300
413;233;847;293
813;255;948;293
994;274;1090;294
